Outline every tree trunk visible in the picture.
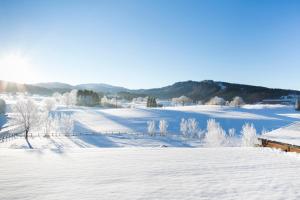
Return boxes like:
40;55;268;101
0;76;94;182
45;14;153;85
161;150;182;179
25;130;32;149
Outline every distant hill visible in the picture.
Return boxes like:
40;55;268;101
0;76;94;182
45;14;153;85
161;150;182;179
128;80;300;103
0;80;52;95
2;80;300;103
76;83;128;93
34;82;74;89
33;82;128;94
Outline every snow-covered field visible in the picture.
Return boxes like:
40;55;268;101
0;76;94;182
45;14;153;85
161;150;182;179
57;104;300;135
1;147;300;200
1;102;300;148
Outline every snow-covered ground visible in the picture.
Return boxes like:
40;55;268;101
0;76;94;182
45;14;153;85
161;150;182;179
1;97;300;200
68;104;299;135
0;147;300;200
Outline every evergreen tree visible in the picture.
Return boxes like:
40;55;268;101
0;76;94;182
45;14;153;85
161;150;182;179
147;97;157;107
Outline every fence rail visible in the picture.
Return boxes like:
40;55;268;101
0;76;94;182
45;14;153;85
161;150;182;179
0;130;148;143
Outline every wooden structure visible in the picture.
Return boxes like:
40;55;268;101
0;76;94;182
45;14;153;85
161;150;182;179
259;138;300;153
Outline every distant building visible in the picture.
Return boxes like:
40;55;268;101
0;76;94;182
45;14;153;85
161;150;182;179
262;99;293;105
262;95;300;105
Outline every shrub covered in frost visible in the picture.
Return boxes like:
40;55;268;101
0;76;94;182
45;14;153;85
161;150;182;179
206;96;225;106
180;118;201;138
187;118;198;138
159;120;168;136
147;120;156;136
241;123;258;147
230;96;245;107
204;119;226;147
180;118;188;137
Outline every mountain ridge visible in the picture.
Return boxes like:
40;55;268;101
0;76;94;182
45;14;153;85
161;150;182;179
1;80;299;103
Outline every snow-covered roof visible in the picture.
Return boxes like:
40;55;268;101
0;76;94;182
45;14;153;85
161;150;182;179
261;121;300;146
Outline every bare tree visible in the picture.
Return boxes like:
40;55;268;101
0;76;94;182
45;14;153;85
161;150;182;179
13;99;40;148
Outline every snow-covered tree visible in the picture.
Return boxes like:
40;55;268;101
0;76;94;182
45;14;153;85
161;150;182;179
13;99;41;147
0;98;6;114
180;118;189;137
206;96;226;106
147;120;156;136
204;119;226;147
241;123;258;147
159;119;168;136
230;96;245;107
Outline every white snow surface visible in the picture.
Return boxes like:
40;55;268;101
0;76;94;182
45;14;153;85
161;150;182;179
0;147;300;200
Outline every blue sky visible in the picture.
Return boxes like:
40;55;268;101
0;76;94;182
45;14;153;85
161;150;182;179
0;0;299;89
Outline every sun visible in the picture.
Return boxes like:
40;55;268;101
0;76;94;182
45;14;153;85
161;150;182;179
0;50;36;83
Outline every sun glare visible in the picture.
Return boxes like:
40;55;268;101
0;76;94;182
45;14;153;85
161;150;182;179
0;50;36;83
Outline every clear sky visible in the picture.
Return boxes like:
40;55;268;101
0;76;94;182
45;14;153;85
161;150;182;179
0;0;299;89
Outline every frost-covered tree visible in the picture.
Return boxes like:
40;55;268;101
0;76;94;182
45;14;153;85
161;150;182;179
13;99;40;147
147;120;156;136
0;98;6;114
180;118;189;137
60;90;77;107
188;118;198;138
241;123;258;147
42;98;56;113
52;92;63;104
230;96;245;107
204;119;226;147
206;96;226;106
172;96;192;106
59;114;74;135
40;113;54;137
159;119;168;136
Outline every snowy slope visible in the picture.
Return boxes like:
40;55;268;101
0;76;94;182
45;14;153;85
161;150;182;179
0;148;300;200
70;105;299;135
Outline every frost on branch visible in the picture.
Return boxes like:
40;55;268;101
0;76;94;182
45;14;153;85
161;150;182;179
204;119;226;147
147;120;156;136
241;123;258;147
159;119;168;136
